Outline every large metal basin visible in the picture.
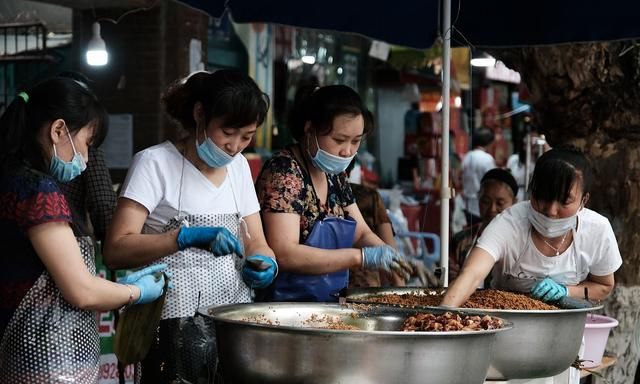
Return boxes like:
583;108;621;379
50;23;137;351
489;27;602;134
198;302;512;384
345;287;601;381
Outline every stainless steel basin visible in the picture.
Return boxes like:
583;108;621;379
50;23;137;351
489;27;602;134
345;287;601;381
197;302;512;384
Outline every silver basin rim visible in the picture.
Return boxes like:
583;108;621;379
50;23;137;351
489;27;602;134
198;302;514;337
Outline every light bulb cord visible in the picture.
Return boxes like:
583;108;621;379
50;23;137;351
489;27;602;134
94;0;161;25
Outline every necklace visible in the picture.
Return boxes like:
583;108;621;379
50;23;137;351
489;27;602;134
539;231;569;256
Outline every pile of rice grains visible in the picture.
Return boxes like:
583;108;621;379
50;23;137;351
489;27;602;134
363;289;559;311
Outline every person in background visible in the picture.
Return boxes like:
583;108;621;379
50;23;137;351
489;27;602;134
57;72;116;243
506;130;551;201
461;128;496;226
60;147;116;242
346;157;405;288
256;84;422;303
404;101;421;135
0;77;167;383
103;69;277;383
449;168;518;281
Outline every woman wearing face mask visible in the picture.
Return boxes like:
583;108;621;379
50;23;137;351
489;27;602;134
0;77;167;383
442;145;622;308
255;85;421;303
103;70;277;382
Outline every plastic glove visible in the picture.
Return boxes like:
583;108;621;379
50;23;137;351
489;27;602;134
177;226;243;257
241;255;278;289
531;277;568;302
406;258;439;287
362;246;413;280
118;264;169;305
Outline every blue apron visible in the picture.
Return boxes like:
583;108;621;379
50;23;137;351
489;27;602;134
273;216;357;302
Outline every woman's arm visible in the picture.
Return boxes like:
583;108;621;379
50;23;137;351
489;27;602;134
242;212;275;258
570;273;615;300
30;221;141;310
103;197;180;269
262;211;361;274
440;247;496;307
376;222;397;248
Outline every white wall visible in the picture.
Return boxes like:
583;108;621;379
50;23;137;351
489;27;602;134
375;87;408;185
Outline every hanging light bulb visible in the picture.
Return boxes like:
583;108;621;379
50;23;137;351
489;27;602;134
86;22;108;66
470;56;496;67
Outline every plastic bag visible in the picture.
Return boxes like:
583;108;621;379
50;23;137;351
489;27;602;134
113;272;169;364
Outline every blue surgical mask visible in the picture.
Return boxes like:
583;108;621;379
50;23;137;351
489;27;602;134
49;126;87;182
527;202;578;238
195;126;235;168
308;135;356;175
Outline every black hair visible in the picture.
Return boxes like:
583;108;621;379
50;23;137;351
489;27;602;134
56;71;108;148
162;69;270;133
289;84;372;142
0;77;108;175
529;145;593;203
472;128;495;148
58;71;93;87
481;168;518;198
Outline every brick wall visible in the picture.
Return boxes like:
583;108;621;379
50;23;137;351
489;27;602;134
71;0;208;182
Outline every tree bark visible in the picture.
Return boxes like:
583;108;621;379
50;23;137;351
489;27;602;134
491;41;640;384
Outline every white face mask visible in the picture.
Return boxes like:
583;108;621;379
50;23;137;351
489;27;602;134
527;202;578;238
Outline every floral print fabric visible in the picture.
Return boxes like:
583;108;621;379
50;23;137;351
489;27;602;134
256;146;355;244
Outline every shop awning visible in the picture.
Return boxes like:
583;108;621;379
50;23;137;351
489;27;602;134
177;0;640;49
176;0;640;287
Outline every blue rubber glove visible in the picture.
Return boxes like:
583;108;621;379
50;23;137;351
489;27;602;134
177;226;243;257
531;277;568;302
362;246;413;279
241;255;278;289
118;264;169;305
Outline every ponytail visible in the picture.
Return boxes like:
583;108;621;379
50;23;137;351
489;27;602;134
0;77;107;176
0;94;40;174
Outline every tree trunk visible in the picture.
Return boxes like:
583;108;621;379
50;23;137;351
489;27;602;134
491;41;640;384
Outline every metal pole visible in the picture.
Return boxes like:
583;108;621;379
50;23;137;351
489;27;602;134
440;0;452;287
525;133;532;199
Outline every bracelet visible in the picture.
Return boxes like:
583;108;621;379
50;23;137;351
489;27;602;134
120;285;134;311
361;248;365;268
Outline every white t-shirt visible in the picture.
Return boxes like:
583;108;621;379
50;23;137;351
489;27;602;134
461;148;496;216
476;201;622;287
120;141;260;233
506;153;528;202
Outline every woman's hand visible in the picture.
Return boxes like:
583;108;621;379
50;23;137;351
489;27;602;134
118;264;170;305
242;255;278;289
177;226;243;256
362;245;413;279
531;277;568;302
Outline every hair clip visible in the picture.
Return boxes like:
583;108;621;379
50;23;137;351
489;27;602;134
17;92;29;103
